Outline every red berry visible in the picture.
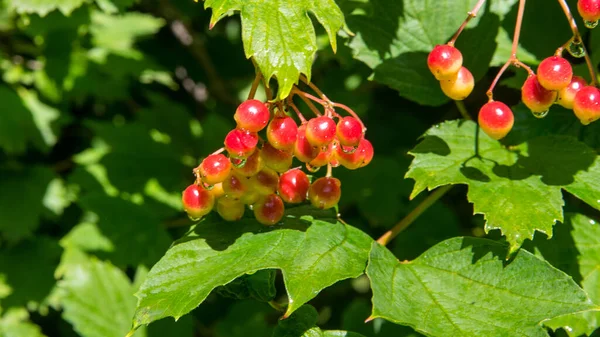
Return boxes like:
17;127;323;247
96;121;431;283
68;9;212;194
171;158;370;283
267;116;298;151
335;144;363;170
537;56;573;91
578;0;600;22
252;167;279;195
224;128;259;159
309;142;335;168
427;45;463;80
278;169;310;203
558;76;587;109
261;143;293;173
232;149;263;177
197;154;231;185
305;116;337;147
440;66;474;101
478;101;514;140
521;75;557;113
336;117;363;147
234;99;270;132
222;172;250;198
294;124;319;163
308;177;341;209
573;85;600;125
360;139;374;167
182;184;215;219
217;196;245;221
253;194;285;226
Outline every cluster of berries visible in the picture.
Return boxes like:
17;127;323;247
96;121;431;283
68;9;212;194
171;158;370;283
427;45;475;101
181;99;373;226
427;44;600;140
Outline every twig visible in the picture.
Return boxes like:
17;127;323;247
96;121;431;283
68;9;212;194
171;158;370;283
248;72;262;100
557;0;597;85
376;185;453;246
299;74;326;98
291;88;322;117
486;0;533;100
448;0;487;46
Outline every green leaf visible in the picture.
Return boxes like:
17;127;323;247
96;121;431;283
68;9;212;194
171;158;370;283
132;207;373;328
216;269;276;302
214;301;274;337
345;0;499;105
57;254;146;337
0;308;46;337
273;305;318;337
90;11;165;60
203;0;345;99
367;238;599;337
543;214;600;336
7;0;86;16
0;166;55;241
405;120;599;251
342;298;423;336
0;237;62;309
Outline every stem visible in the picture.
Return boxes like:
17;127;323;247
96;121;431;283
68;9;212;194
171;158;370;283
292;88;322;116
247;72;262;100
376;185;453;246
455;101;473;121
211;147;225;155
300;74;326;98
288;100;308;123
487;0;530;100
448;0;487;46
557;0;597;85
326;163;332;177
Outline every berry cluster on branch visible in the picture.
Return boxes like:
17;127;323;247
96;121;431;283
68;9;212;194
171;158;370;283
182;79;372;226
427;0;600;141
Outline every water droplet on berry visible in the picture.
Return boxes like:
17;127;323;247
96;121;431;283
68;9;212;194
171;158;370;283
231;157;247;168
585;20;599;29
532;110;548;118
567;40;586;58
188;215;201;222
305;163;320;173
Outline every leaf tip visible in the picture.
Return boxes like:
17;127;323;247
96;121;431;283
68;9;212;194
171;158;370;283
364;315;376;323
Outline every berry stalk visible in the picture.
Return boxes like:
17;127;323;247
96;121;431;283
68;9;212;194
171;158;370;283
376;185;453;246
448;0;487;46
557;0;597;85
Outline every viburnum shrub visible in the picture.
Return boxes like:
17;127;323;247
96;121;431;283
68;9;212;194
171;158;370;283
121;0;600;336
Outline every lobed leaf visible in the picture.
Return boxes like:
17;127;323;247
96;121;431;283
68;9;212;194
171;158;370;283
132;207;372;329
202;0;345;99
405;120;600;251
367;238;599;337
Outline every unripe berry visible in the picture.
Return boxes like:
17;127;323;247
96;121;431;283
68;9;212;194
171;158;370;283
261;143;293;173
478;101;514;140
252;167;279;195
232;149;263;177
210;182;225;199
253;194;285;226
578;0;600;22
217;196;245;221
294;124;319;163
305;116;337;147
222;172;250;198
308;177;341;209
573;85;600;125
182;184;215;219
234;99;270;132
557;76;586;109
521;75;557;113
197;154;231;185
336;117;363;147
537;56;573;91
440;66;474;101
224;128;259;159
278;168;310;203
267;116;298;151
427;44;463;80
